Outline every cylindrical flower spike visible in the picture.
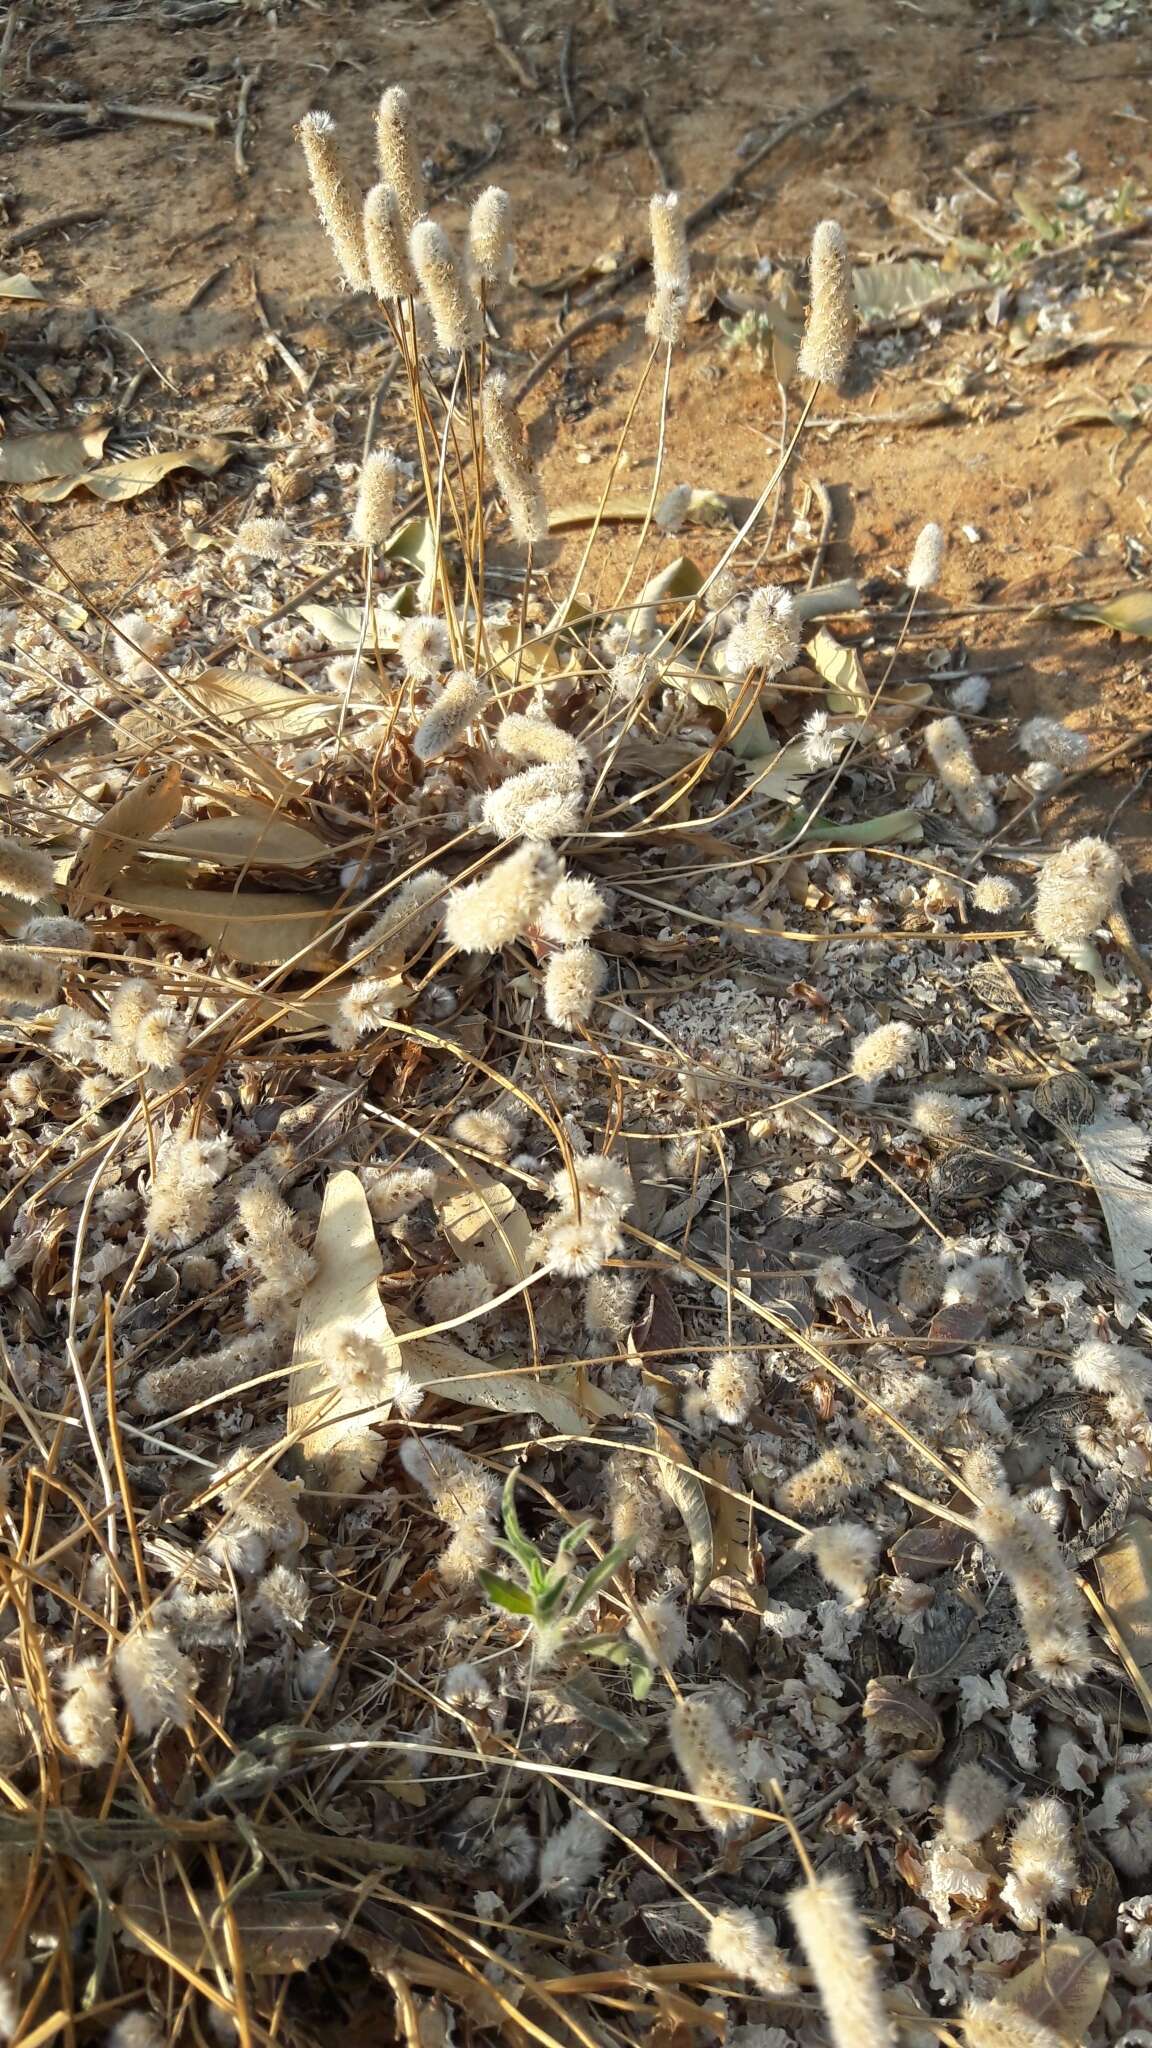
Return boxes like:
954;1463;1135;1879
797;219;855;391
375;86;426;232
409;219;482;352
298;111;370;290
364;182;419;300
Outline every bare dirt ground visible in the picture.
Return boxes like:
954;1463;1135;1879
4;0;1152;882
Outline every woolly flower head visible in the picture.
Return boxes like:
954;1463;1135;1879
798;1520;879;1602
481;373;548;544
213;1446;308;1557
965;1447;1094;1688
331;977;399;1051
802;709;842;771
351;444;401;544
544;945;607;1031
1018;716;1090;771
796;219;855;391
399;1434;501;1528
146;1131;233;1248
0;834;54;904
359;868;447;964
496;712;584;770
775;1446;858;1519
108;2013;165;2048
910;1088;971;1142
469;184;514;286
450;1104;519;1159
539;1809;609;1897
610;651;654;703
539;873;606;945
850;1019;919;1084
1033;835;1124;951
627;1593;688;1668
542;1214;622;1278
724;584;800;679
923;716;997;834
667;1694;752;1838
654;482;693;533
708;1908;798;1996
1001;1793;1076;1929
329;1324;396;1402
971;875;1020;915
398;613;451;683
646;190;689;346
364;182;418;300
375;85;425;231
788;1870;894;2048
445;845;560;953
961;2000;1064;2048
364;1164;437;1224
412;671;486;763
942;1760;1008;1845
481;762;584;843
706;1349;759;1426
233;516;292;562
298;110;369;290
550;1152;634;1221
410;218;482;352
423;1262;490;1329
905;521;945;593
951;673;990;713
0;948;60;1011
1068;1336;1152;1420
114;1629;197;1736
58;1659;117;1768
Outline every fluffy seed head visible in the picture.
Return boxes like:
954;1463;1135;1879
971;875;1020;914
0;947;59;1010
905;522;945;593
539;874;606;944
775;1446;858;1519
961;2001;1064;2048
798;1521;879;1602
910;1088;971;1141
214;1446;308;1555
646;191;689;345
399;1434;501;1529
398;612;451;683
351;445;401;544
1002;1794;1076;1929
134;1331;272;1417
469;185;514;286
496;713;584;769
423;1262;490;1327
364;1164;437;1224
797;220;855;391
923;716;997;834
58;1659;118;1768
550;1152;634;1219
114;1628;197;1736
108;2014;165;2048
708;1908;799;1995
966;1449;1094;1687
146;1131;232;1248
725;584;801;679
667;1695;752;1838
19;913;88;954
375;86;425;231
0;835;54;904
481;373;548;544
584;1269;639;1341
543;945;607;1031
364;182;418;300
412;672;487;762
481;762;584;842
1018;717;1091;771
298;111;370;290
330;977;399;1050
542;1214;622;1277
539;1809;609;1896
627;1594;688;1668
850;1020;919;1084
788;1870;895;2048
409;219;482;352
1068;1336;1152;1419
1033;835;1124;951
445;845;560;952
706;1349;759;1426
942;1760;1009;1845
450;1105;519;1158
606;1453;665;1561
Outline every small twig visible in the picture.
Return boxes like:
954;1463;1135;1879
0;94;219;131
5;206;103;252
577;84;866;306
513;303;626;402
233;62;260;177
557;23;576;129
250;267;311;394
182;262;230;313
638;110;671;191
476;0;538;91
97;321;177;394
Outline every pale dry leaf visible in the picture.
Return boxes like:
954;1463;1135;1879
0;273;44;301
1047;589;1152;637
439;1177;534;1291
1037;1081;1152;1306
650;1418;715;1599
0;417;110;485
20;436;235;503
401;1330;620;1432
1095;1517;1152;1688
289;1169;402;1497
67;763;184;915
999;1931;1109;2043
157;812;329;869
120;1880;339;1975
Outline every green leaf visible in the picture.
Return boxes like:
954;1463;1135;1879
478;1572;537;1616
1048;588;1152;638
578;1633;654;1698
555;1517;596;1561
499;1474;543;1577
566;1538;636;1620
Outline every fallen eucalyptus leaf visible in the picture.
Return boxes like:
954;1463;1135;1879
1096;1517;1152;1687
20;435;235;503
120;1880;340;1975
0;416;110;485
299;587;415;651
68;763;184;915
1035;1076;1152;1305
439;1177;533;1291
289;1169;402;1497
109;875;340;967
157;812;328;869
1000;1931;1109;2043
0;273;44;301
386;514;438;609
1047;589;1152;637
792;579;862;621
402;1332;618;1432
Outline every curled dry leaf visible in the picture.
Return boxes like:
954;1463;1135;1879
288;1169;402;1499
20;435;235;503
861;1676;944;1762
109;875;341;968
0;272;44;300
67;762;184;915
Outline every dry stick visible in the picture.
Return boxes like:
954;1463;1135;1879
0;95;219;131
476;0;539;91
512;304;626;403
5;207;104;252
249;267;310;394
576;84;866;306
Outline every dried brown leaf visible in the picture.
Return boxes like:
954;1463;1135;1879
67;763;184;915
288;1168;402;1498
109;875;340;967
1000;1932;1109;2043
20;435;234;503
0;416;110;484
